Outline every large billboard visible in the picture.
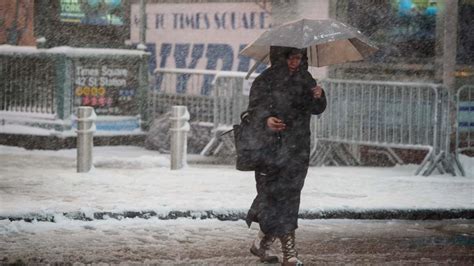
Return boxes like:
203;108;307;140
130;2;272;95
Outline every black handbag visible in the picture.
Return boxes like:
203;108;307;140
231;82;277;171
232;111;275;171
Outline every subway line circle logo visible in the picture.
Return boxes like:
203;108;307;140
75;86;107;96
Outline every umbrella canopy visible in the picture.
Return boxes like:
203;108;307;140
240;18;378;69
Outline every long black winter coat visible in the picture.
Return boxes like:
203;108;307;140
245;47;327;237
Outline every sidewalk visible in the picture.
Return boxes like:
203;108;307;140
1;145;473;222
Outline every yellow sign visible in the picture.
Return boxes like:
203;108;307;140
75;86;107;96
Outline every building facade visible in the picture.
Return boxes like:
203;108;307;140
0;0;36;46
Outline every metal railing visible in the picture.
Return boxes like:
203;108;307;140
455;85;474;176
152;68;255;156
311;79;456;176
151;68;256;125
152;68;464;176
212;73;253;129
314;80;438;147
151;68;216;123
149;92;215;123
205;72;254;156
1;55;56;115
207;74;458;175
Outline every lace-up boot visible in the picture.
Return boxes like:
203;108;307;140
279;231;303;266
250;230;279;263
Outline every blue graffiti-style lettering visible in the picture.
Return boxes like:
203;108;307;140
131;43;157;74
155;43;172;91
255;61;267;73
159;43;172;68
145;43;157;74
237;44;250;72
237;44;267;74
173;44;205;93
174;44;190;68
189;44;205;68
153;42;267;94
206;44;234;70
201;44;234;95
174;44;191;93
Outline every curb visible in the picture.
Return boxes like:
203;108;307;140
1;209;473;223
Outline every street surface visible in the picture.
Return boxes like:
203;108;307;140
1;218;473;265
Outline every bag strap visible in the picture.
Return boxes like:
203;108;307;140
220;109;251;137
219;128;234;137
225;73;276;138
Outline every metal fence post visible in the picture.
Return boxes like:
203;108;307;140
76;106;96;173
170;105;190;170
55;55;73;122
139;54;151;131
455;85;474;176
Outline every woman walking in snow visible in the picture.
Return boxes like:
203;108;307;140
245;46;326;266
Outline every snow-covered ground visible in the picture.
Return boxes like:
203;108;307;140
1;145;472;219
